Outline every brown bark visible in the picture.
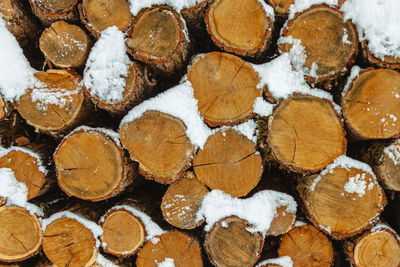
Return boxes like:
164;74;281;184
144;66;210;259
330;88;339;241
267;95;346;173
29;0;78;26
119;110;194;184
193;128;263;197
279;4;358;88
54;127;137;201
126;5;191;76
362;40;400;70
374;139;400;191
39;21;91;69
342;68;400;140
136;230;203;267
205;216;264;267
297;166;386;239
0;206;43;263
180;0;209;31
267;0;294;16
0;94;12;122
206;0;274;59
266;205;296;236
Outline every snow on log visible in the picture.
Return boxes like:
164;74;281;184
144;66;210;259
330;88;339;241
256;256;293;267
374;139;400;191
54;127;137;201
29;0;78;26
297;155;386;239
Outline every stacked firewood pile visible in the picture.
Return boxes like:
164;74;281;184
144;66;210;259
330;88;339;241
0;0;399;266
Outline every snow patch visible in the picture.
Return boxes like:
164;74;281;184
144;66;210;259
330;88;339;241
256;256;293;267
0;146;47;175
66;126;121;147
156;258;175;267
384;140;400;166
318;224;332;234
253;97;274;117
344;173;368;197
96;253;118;267
129;0;206;16
342;65;362;97
288;0;338;19
30;85;78;111
217;120;258;144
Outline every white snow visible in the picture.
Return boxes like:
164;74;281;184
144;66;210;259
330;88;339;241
96;253;118;267
384;140;400;166
318;224;332;234
68;126;121;147
217;120;258;144
293;220;307;227
253;97;274;117
341;0;400;60
0;146;47;175
344;173;369;197
0;168;43;216
0;16;38;101
342;28;352;45
256;256;293;267
342;65;361;96
120;80;212;149
30;84;78;111
100;205;165;241
196;190;297;236
156;258;175;267
288;0;338;19
83;27;131;104
129;0;206;16
41;211;103;247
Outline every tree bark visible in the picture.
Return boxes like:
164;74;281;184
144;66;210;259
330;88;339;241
29;0;78;26
362;40;400;70
374;139;400;191
266;205;296;236
0;94;12;122
267;0;294;17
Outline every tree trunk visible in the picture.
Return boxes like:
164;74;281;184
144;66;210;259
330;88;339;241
297;163;386;239
187;52;264;127
78;0;132;38
266;95;346;173
279;5;358;88
205;216;264;267
344;223;400;267
161;171;209;230
119;110;194;184
278;224;334;267
342;68;400;140
180;0;209;32
0;0;40;47
136;230;203;267
206;0;274;59
193;128;263;197
29;0;78;26
126;5;191;76
362;40;400;70
39;21;91;69
374;139;400;191
54;127;137;201
15;69;91;138
0;206;43;263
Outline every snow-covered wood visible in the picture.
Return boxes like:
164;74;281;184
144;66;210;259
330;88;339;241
29;0;78;26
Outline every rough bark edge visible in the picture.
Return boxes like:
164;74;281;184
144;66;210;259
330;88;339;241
297;174;387;240
205;0;274;59
126;5;192;75
0;94;12;122
181;0;209;30
362;40;400;70
54;128;137;202
279;4;359;88
341;67;400;140
29;0;78;26
267;0;292;17
266;94;347;173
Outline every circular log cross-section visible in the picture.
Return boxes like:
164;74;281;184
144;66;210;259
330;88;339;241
16;70;85;137
39;21;90;68
188;52;262;127
161;172;209;229
267;0;294;16
205;216;264;267
345;226;400;267
136;230;203;267
120;111;194;184
43;217;97;267
101;208;146;257
265;206;296;236
79;0;132;38
267;95;346;173
0;149;46;200
206;0;274;58
278;224;334;267
29;0;78;26
193;128;263;197
363;41;400;70
126;6;190;75
54;128;134;201
342;68;400;140
375;139;400;191
279;5;358;84
0;206;43;263
298;167;386;239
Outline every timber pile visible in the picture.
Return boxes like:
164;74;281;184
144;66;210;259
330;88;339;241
0;0;399;267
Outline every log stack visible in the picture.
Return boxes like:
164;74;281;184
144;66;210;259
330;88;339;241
0;0;399;266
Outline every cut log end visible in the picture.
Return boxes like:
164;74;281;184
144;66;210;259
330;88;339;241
54;129;133;201
343;68;400;140
267;0;294;16
278;224;334;267
280;5;358;84
0;206;42;263
39;21;90;68
267;95;346;172
43;217;97;267
374;140;400;191
29;0;78;26
161;172;209;229
206;0;273;58
298;167;386;239
188;52;262;127
136;230;203;267
120;110;194;184
205;216;264;267
79;0;132;38
266;206;296;236
363;41;400;70
193;128;263;197
101;209;146;257
16;69;85;136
